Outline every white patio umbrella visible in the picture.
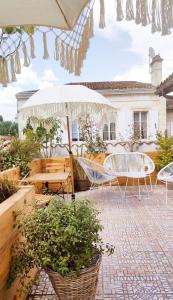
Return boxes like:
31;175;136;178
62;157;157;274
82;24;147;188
0;0;89;30
19;85;115;199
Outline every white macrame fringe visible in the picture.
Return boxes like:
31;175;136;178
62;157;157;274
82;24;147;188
43;32;49;59
97;0;173;36
126;0;134;21
15;48;21;74
30;34;36;59
54;36;59;61
10;56;16;82
60;41;65;67
22;42;30;67
116;0;124;21
90;8;94;37
99;0;106;28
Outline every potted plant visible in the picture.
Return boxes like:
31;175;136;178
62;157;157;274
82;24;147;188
7;199;114;299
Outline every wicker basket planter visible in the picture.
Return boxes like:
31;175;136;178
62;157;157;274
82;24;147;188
46;254;101;300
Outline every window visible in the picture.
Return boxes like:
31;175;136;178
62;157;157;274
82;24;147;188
134;111;147;139
72;119;79;141
103;122;116;141
110;122;116;140
103;124;109;141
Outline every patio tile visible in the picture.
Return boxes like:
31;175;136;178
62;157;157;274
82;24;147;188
27;186;173;299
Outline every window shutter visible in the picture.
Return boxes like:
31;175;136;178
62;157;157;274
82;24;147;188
149;111;158;140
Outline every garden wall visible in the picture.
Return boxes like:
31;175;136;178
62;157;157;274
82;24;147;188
0;167;20;181
0;186;36;300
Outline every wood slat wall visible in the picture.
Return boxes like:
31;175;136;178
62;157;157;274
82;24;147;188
0;167;20;181
0;186;36;300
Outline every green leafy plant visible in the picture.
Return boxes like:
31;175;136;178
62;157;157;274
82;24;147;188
79;117;107;154
0;115;18;136
0;137;40;177
7;199;114;290
0;177;19;204
155;131;173;170
23;117;62;158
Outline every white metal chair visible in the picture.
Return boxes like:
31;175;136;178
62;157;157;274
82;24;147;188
104;152;155;199
78;157;122;195
157;162;173;204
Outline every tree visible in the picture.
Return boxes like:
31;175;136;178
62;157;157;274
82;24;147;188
0;115;18;136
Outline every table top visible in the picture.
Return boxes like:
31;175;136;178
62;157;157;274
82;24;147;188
27;172;70;183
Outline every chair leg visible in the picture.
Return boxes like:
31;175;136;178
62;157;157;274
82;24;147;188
149;175;152;191
144;177;149;199
138;178;141;200
166;181;168;205
117;179;123;199
124;177;128;199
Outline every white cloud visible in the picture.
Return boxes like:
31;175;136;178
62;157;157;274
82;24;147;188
0;65;59;120
113;63;150;83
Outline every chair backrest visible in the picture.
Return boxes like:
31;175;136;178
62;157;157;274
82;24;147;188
78;157;109;184
104;152;155;174
157;162;173;181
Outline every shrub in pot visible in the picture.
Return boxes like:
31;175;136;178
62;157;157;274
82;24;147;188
8;199;114;299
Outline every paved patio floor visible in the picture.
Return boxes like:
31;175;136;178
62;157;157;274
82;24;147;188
27;186;173;299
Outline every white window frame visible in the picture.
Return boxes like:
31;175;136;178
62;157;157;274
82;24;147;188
103;121;116;141
72;119;79;142
133;111;148;140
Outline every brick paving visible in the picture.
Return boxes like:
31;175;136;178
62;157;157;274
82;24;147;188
27;186;173;300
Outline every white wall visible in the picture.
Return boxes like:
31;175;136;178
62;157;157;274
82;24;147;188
17;89;167;153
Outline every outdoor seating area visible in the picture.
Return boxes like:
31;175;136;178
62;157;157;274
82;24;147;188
27;186;173;299
2;1;173;299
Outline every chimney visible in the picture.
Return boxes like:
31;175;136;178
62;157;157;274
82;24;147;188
150;54;163;86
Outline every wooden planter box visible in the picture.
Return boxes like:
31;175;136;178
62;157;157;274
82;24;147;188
0;167;20;180
0;185;36;300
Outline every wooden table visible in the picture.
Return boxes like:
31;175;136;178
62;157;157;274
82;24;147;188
27;172;70;197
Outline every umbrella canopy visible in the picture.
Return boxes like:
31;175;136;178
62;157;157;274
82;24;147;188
0;0;89;30
19;85;115;121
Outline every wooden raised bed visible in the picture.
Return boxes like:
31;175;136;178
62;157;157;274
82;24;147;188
0;167;20;181
0;185;36;300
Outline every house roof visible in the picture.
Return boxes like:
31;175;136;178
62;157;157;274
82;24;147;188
67;81;154;91
156;73;173;96
15;81;155;102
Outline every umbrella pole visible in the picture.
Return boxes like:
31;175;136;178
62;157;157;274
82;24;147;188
66;116;75;201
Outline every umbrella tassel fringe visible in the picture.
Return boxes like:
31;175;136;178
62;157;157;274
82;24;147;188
99;0;106;28
60;41;65;67
43;32;49;59
126;0;134;20
116;0;124;21
90;8;94;37
54;36;59;61
30;34;36;59
15;48;21;74
10;55;16;82
22;42;30;67
2;59;9;87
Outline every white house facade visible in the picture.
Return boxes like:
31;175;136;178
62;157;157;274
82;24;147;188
16;54;167;154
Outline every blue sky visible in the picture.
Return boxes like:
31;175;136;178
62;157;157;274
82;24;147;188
1;0;173;120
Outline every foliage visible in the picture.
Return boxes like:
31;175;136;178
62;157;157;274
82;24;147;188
155;131;173;170
119;124;143;152
8;199;114;289
0;115;18;136
79;117;107;154
3;26;35;35
23;117;62;158
0;137;40;177
0;177;19;204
